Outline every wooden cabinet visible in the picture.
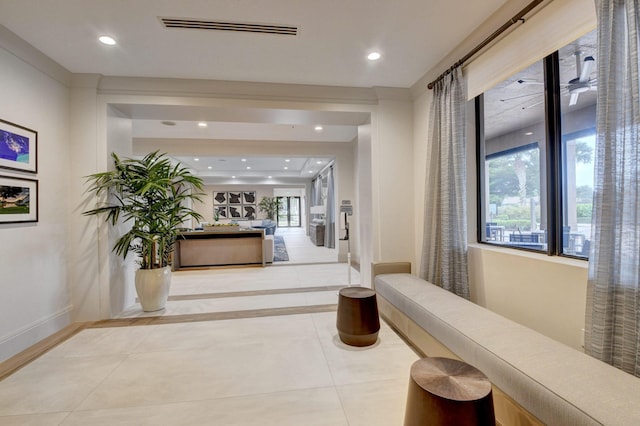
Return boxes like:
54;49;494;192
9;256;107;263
174;230;265;270
309;222;325;246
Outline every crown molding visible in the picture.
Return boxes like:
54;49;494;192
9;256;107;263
98;76;380;105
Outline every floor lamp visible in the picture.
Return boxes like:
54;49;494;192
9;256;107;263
340;202;353;286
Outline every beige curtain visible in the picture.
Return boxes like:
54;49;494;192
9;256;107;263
420;67;469;299
584;0;640;376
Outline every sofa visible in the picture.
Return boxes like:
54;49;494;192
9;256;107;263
246;219;277;235
211;219;277;235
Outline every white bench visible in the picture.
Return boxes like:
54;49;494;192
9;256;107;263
372;262;640;426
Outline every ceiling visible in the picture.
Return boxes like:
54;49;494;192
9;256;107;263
0;0;511;182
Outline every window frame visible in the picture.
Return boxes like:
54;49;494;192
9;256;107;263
476;51;589;260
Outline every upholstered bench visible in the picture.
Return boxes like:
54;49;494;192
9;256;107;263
372;262;640;426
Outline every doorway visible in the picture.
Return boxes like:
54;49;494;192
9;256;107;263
277;196;301;228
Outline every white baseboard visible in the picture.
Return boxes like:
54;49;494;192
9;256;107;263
0;306;73;362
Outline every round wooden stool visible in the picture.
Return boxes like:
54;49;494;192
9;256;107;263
404;357;495;426
336;286;380;346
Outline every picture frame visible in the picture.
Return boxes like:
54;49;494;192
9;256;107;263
0;119;37;173
228;192;242;204
214;205;228;218
243;191;256;204
228;205;242;218
213;191;227;205
0;175;38;223
242;205;256;219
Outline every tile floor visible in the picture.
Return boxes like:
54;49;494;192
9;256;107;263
0;227;420;425
274;227;339;264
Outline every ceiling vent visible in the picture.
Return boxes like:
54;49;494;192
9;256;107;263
160;17;297;36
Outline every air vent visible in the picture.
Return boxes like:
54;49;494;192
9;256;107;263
160;17;297;36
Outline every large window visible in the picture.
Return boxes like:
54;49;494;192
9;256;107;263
477;30;597;259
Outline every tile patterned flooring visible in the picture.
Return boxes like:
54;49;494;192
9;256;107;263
0;228;419;425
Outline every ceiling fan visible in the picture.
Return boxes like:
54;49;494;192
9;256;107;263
501;51;597;108
566;51;596;105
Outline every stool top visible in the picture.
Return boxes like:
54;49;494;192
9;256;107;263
339;286;376;299
410;357;491;402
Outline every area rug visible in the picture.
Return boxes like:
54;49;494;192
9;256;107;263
273;236;289;262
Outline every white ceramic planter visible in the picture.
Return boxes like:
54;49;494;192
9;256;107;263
135;266;171;312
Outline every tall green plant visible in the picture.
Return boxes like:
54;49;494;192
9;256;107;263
258;196;279;220
83;151;204;269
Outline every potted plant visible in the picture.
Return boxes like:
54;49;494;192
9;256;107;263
258;196;279;221
83;151;203;312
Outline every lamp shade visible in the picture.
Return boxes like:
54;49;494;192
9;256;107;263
310;205;325;214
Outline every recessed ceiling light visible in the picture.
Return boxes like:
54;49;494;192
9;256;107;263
232;175;236;179
161;120;176;126
207;166;212;169
268;176;273;179
241;158;247;162
316;160;323;164
284;167;288;170
98;35;116;46
194;158;199;161
367;51;381;61
525;131;533;136
198;122;207;128
246;166;251;170
314;125;323;131
308;170;313;174
285;159;291;162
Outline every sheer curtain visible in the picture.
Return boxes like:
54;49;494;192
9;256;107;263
313;177;322;206
310;178;317;209
324;167;336;248
420;67;469;299
585;0;640;376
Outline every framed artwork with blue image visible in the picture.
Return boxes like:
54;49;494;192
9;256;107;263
0;119;37;173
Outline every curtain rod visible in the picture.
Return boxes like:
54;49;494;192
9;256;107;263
315;161;334;180
427;0;544;90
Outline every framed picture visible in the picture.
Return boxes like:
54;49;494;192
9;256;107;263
228;192;242;204
228;205;242;218
214;205;228;218
213;191;227;205
243;191;256;204
0;175;38;223
242;205;256;219
0;119;37;173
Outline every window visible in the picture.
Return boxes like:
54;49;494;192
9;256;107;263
477;30;597;259
276;196;301;227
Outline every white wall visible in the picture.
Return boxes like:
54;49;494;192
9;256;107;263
67;79;107;324
468;245;588;350
335;146;356;263
412;90;432;274
373;90;415;265
0;45;72;361
106;106;135;316
356;124;373;284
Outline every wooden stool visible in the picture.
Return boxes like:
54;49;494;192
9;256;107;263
336;286;380;346
404;357;495;426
